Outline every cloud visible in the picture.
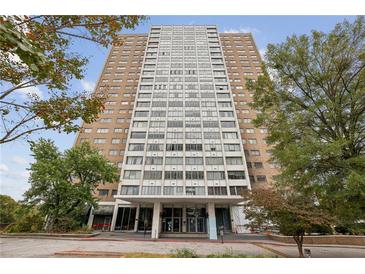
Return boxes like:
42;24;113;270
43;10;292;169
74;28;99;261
11;155;28;165
81;79;95;92
0;164;9;172
16;86;43;99
223;26;260;34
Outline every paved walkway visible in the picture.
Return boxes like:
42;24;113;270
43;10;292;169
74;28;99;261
1;237;365;258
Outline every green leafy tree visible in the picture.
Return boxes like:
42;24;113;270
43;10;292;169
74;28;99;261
24;138;119;232
243;188;334;257
247;16;365;228
0;15;147;144
0;194;19;224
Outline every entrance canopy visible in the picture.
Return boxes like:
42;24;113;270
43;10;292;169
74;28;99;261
114;195;244;205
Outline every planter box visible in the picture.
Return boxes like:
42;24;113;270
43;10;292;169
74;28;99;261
269;234;365;246
0;232;100;238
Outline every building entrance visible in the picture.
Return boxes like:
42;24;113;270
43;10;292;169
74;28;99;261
162;207;182;232
186;207;207;233
215;207;232;232
115;207;136;231
138;207;153;231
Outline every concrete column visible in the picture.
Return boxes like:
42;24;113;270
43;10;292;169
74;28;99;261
110;204;119;231
151;202;161;239
134;204;140;232
207;202;217;240
229;205;236;233
87;207;95;229
182;206;187;232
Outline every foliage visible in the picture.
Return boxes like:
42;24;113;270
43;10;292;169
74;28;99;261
243;188;334;257
247;16;365;228
24;138;119;232
0;15;147;144
0;194;19;224
174;248;199;258
5;204;44;233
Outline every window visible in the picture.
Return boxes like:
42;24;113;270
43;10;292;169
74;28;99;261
185;157;203;165
148;132;165;139
114;128;123;133
166;144;183;151
248;138;257;144
254;162;264;168
186;171;204;180
223;132;238;139
185;132;202;139
151;111;166;117
256;175;267;182
147;144;164;151
208;187;227;196
143;171;162;180
133;121;148;128
227;171;245;180
111;138;120;144
250;150;261;156
184;144;204;153
246;128;254;133
128;143;145;151
135;111;149;117
185;121;201;128
203;121;219;128
206;157;224;165
141;186;161;195
229;186;246;196
224;144;241;152
226;157;243;165
130;132;146;139
109;149;118;156
165;171;183;180
150;121;166;128
164;186;184;195
186;187;205;195
207;171;225;180
219;111;234;118
99;118;112;123
145;157;163;165
94;138;106;144
167;121;183;127
98;189;109;196
120;186;139;195
165;157;183;165
204;144;222;152
126;156;143;165
260;128;268;134
84;128;92;133
96;128;109;133
221;121;236;128
123;170;141;179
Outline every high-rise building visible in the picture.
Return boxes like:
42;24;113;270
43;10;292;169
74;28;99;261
74;25;279;239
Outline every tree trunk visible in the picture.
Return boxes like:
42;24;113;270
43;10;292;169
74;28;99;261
293;233;304;258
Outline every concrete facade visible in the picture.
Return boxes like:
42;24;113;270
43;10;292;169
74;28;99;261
75;25;279;240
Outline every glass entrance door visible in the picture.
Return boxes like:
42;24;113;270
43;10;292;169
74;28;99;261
186;208;207;233
115;207;136;231
162;207;182;232
215;207;231;232
138;207;153;231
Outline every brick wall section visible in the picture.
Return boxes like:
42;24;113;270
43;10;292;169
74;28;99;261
219;33;280;188
74;34;148;202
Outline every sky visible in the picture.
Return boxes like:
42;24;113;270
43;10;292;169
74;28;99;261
0;15;357;201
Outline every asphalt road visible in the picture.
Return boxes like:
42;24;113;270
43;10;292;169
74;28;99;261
1;237;364;258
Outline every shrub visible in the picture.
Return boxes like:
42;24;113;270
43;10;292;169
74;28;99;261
5;206;44;233
174;248;199;258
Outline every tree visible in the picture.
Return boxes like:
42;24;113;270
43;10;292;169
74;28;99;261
247;16;365;228
0;194;19;224
24;138;119;231
243;188;334;257
0;15;147;144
